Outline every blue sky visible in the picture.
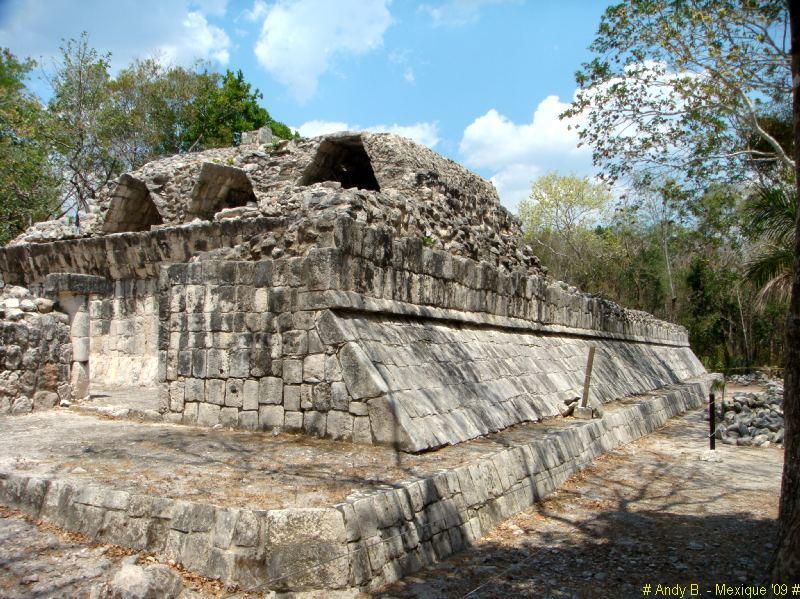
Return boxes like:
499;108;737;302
0;0;613;211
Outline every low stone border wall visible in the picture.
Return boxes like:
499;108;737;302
0;375;713;593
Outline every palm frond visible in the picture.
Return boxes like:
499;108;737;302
741;185;797;247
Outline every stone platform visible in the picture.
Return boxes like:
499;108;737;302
0;374;714;594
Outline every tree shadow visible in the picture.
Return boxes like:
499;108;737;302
372;456;777;598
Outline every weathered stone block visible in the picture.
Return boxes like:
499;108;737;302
283;359;302;384
327;411;353;441
259;377;282;405
283;385;300;411
304;411;326;437
339;342;388;400
242;380;259;411
303;354;325;382
225;379;244;408
259;405;284;430
239;410;258;430
197;403;221;426
206;379;225;406
220;407;239;427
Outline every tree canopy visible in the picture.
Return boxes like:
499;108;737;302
563;0;792;190
0;34;296;239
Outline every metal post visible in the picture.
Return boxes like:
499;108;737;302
580;347;596;408
709;392;716;450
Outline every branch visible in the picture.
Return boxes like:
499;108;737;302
739;91;796;170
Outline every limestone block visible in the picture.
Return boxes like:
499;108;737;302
206;379;226;406
348;400;368;416
71;337;90;362
238;410;258;430
282;330;308;356
304;411;326;437
265;508;348;590
242;380;259;411
338;342;388;400
312;383;332;412
220;407;239;427
353;416;372;444
70;361;90;400
327;410;354;440
71;309;90;338
283;359;302;384
183;402;199;424
225;379;244;408
284;411;303;431
283;385;300;411
10;395;32;414
206;349;229;378
259;377;282;405
197;403;221;426
229;349;250;378
331;382;350;411
184;378;205;403
259;404;284;429
303;354;325;382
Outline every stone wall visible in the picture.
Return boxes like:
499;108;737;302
0;290;71;414
156;216;702;450
89;279;159;387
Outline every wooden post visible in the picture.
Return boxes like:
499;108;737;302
580;347;596;408
709;392;716;450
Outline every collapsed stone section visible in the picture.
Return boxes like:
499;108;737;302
102;174;164;234
189;163;256;218
9;132;543;277
0;286;72;415
299;135;381;191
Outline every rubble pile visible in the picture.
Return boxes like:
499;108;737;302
718;381;784;447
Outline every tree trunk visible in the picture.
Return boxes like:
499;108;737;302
772;0;800;582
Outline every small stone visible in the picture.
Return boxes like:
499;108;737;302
108;564;183;599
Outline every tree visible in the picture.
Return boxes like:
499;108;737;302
563;0;792;191
179;69;270;150
772;0;800;583
518;172;612;286
43;33;119;223
0;49;59;244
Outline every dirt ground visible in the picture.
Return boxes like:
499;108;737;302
378;385;783;598
0;384;783;598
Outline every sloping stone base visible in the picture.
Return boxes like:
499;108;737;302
0;374;714;593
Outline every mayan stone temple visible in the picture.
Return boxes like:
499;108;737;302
0;129;714;593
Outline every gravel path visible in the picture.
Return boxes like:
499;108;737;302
378;399;783;598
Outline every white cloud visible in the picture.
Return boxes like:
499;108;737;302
419;0;513;26
459;94;594;210
159;11;230;66
0;0;231;70
296;119;440;148
253;0;392;102
297;120;351;138
242;0;268;22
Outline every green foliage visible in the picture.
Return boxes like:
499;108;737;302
564;0;792;191
741;185;797;304
521;172;786;370
0;49;59;244
0;33;295;232
519;172;612;288
179;69;270;149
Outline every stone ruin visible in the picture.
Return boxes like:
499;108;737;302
0;130;705;451
0;130;713;592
